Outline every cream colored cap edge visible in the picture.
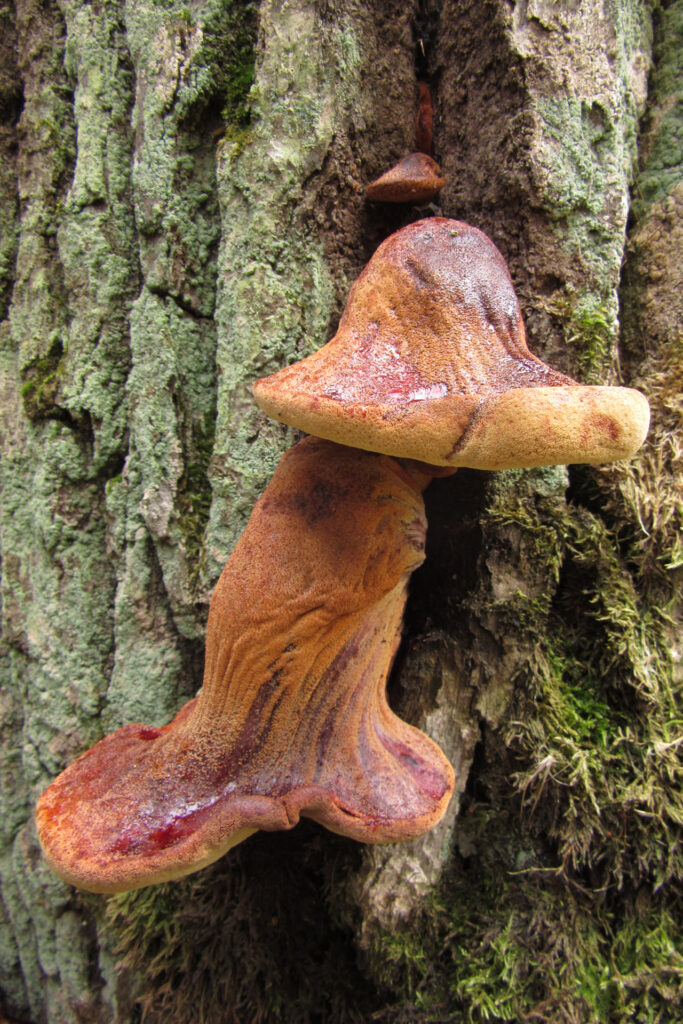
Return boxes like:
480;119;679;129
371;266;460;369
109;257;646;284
455;386;650;469
254;383;650;469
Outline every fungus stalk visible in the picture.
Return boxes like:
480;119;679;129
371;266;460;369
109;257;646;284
37;437;454;893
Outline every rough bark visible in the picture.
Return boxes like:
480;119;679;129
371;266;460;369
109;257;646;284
0;1;680;1022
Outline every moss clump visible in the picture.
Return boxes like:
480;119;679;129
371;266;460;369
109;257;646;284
544;291;616;383
595;331;683;583
218;1;257;130
20;334;65;420
496;495;680;886
219;124;253;160
569;303;615;383
105;827;378;1024
180;0;258;131
371;823;682;1024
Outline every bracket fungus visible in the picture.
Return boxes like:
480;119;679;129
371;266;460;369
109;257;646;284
36;437;454;893
253;219;650;469
366;83;444;202
366;152;446;204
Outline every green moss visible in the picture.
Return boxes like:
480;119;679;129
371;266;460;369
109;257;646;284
220;124;253;160
221;26;256;130
535;649;622;751
544;292;616;382
20;335;64;420
105;829;377;1024
181;0;258;130
570;303;615;383
596;332;683;586
176;405;216;589
367;445;681;1023
370;817;682;1024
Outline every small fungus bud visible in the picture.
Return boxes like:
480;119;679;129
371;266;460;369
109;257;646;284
365;152;446;204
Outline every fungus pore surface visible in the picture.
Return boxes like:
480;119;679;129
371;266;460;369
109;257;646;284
36;438;454;893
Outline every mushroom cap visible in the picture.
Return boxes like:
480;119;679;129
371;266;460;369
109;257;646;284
253;219;650;469
36;438;454;892
365;153;446;203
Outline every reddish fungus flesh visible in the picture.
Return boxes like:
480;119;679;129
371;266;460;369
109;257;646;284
36;438;454;893
415;81;434;155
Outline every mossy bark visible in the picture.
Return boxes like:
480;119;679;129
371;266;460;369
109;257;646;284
0;1;680;1022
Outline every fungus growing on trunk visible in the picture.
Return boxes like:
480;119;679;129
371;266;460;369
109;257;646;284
36;438;454;893
253;219;650;469
365;152;446;204
366;83;443;202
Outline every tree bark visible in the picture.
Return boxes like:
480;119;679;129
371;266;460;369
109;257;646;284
0;1;680;1022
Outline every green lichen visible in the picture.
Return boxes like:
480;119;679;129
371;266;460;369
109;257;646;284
206;4;362;567
122;0;234;626
49;0;138;471
532;0;651;360
536;97;618;220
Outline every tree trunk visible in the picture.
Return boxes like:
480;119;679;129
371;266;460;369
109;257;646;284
0;1;680;1021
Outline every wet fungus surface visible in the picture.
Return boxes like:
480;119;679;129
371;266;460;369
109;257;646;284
36;438;454;893
254;219;650;469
